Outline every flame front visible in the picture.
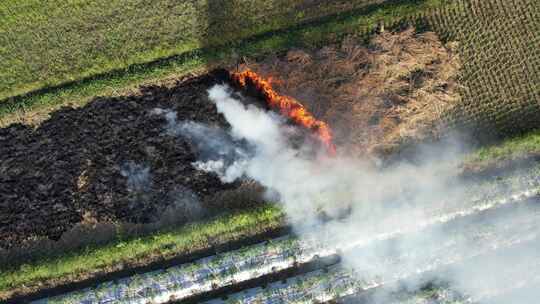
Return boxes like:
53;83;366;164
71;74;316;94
230;70;337;156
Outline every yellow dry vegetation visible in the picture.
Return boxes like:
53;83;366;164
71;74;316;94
244;27;461;156
243;0;540;154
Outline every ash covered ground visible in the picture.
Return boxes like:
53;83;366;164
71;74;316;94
0;73;264;249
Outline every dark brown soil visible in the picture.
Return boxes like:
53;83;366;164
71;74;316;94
0;72;248;249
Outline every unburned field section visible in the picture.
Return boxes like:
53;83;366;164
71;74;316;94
0;205;286;302
243;27;461;156
0;0;390;101
0;72;267;250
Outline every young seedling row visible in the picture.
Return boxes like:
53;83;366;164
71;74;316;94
34;185;540;304
378;257;540;304
204;240;540;304
204;199;540;303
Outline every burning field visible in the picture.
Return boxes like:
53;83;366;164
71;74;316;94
241;28;461;157
1;22;540;304
0;28;459;249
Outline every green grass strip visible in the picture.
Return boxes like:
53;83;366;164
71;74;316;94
0;204;284;299
465;130;540;164
0;0;453;126
0;0;381;101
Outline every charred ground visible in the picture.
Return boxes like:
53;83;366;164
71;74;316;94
0;73;264;249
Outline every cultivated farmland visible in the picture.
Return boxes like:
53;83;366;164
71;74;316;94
1;0;539;303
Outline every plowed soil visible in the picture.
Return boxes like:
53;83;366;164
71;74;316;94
0;72;246;249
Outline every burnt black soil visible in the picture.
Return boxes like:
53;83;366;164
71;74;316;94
0;71;247;249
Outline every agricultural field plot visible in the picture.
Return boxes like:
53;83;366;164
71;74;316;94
0;73;240;248
0;0;392;101
0;205;285;302
430;0;540;140
204;198;540;304
32;182;540;303
1;0;540;303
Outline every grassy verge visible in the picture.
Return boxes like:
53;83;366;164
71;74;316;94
469;130;540;162
462;129;540;171
0;204;285;301
0;0;453;127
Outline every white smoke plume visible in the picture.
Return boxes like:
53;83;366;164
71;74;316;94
188;84;540;302
152;107;250;183
205;85;468;227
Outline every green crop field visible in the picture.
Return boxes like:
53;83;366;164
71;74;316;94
427;0;540;141
463;129;540;169
0;0;387;102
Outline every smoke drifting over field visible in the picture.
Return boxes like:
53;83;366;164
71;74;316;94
204;85;466;227
121;162;152;193
152;107;250;183
167;84;539;302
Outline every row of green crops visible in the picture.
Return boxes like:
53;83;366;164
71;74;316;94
0;205;284;301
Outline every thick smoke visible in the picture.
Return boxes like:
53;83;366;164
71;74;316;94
152;107;250;183
191;84;538;302
205;85;469;227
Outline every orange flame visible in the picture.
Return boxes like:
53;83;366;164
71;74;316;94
230;69;336;155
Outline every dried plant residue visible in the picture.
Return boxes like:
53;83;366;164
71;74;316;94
242;27;462;157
